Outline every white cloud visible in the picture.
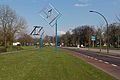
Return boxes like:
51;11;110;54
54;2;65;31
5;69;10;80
58;31;66;36
74;3;89;7
74;0;90;7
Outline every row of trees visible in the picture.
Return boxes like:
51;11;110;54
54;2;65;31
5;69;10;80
0;5;27;48
0;5;120;48
0;5;48;48
58;22;120;48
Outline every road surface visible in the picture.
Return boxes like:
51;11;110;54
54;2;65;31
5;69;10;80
62;47;120;80
63;47;120;67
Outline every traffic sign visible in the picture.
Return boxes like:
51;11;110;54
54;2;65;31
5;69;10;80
40;3;61;48
91;35;96;41
40;3;61;27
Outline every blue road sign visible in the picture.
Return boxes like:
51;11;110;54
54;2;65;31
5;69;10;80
40;3;61;48
91;36;96;41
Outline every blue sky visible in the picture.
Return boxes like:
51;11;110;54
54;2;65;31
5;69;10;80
0;0;120;36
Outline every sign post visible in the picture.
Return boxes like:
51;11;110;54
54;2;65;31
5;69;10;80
40;31;44;48
55;20;58;48
91;35;96;47
40;3;61;48
30;26;43;48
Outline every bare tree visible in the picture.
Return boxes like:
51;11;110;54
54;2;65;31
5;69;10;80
69;25;95;47
96;23;104;52
106;23;120;48
17;33;33;46
0;5;27;48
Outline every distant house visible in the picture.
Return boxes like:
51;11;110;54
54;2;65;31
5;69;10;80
13;42;20;46
50;43;55;46
45;43;49;46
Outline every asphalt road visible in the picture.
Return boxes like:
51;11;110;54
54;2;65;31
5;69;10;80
63;47;120;67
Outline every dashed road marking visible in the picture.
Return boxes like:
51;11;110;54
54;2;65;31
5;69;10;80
87;56;90;58
104;62;109;64
98;60;103;62
90;57;94;59
81;54;118;68
94;58;98;60
111;64;118;67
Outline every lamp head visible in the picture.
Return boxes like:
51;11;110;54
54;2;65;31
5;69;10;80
89;11;93;12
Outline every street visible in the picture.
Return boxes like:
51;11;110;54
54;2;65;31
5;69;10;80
62;47;120;80
63;47;120;67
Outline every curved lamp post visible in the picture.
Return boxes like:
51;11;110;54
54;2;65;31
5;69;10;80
89;10;109;53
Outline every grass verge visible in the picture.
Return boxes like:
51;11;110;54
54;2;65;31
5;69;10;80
0;47;117;80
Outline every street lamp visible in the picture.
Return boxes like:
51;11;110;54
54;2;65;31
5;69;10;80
89;10;109;53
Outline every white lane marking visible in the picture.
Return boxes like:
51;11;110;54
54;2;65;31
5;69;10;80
87;56;90;58
98;60;103;62
94;58;98;60
90;57;94;59
111;64;118;67
76;52;118;67
104;62;109;64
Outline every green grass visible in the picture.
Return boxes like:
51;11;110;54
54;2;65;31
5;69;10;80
6;46;36;52
0;47;117;80
22;46;37;50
